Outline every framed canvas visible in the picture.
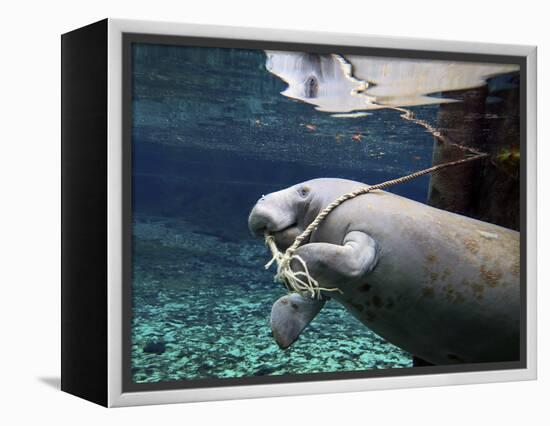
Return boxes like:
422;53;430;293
61;18;537;407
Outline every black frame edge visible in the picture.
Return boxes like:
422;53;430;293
61;18;109;407
122;33;527;394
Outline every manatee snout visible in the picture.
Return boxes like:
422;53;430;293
248;202;302;251
248;194;296;237
248;203;275;237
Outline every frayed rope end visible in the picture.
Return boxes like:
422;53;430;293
264;234;342;299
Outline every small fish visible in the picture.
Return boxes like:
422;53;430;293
412;155;422;161
351;134;362;142
305;124;317;131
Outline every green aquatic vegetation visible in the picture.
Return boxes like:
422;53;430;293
496;146;520;164
495;145;520;176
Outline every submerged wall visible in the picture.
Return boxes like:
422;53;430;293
427;74;520;231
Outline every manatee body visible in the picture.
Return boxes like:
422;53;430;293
248;178;520;365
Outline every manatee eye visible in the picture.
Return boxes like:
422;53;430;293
298;185;310;198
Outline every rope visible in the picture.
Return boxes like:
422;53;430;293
390;107;488;158
265;235;344;297
264;107;489;299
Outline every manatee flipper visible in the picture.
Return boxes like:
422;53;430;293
290;231;379;284
270;293;326;349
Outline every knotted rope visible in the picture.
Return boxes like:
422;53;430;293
263;107;489;299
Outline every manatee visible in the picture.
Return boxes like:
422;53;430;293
248;178;520;364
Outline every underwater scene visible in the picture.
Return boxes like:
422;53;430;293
130;42;521;384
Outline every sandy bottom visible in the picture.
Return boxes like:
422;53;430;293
131;218;412;383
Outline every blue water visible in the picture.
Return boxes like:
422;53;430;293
130;44;468;383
